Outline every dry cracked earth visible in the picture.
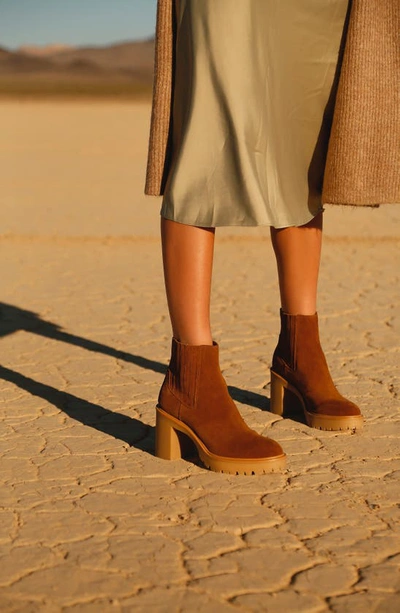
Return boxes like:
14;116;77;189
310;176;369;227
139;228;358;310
0;102;400;612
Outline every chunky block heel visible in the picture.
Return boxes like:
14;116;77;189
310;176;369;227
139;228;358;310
155;407;183;460
270;370;304;418
270;370;285;416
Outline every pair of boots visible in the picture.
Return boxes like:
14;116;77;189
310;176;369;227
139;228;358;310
156;311;363;474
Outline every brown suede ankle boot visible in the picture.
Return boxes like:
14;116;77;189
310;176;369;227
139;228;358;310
156;338;286;474
270;311;363;431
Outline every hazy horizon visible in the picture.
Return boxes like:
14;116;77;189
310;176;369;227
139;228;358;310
0;0;157;50
2;35;155;54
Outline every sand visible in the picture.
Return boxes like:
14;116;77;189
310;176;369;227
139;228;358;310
1;100;400;612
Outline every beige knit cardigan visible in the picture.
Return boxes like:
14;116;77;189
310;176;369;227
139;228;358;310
145;0;400;206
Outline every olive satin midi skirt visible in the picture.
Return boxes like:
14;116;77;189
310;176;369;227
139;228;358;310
161;0;349;228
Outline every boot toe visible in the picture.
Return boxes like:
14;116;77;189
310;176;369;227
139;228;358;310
315;398;361;417
246;433;285;460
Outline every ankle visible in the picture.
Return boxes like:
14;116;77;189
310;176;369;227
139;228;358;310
172;332;213;346
280;307;317;317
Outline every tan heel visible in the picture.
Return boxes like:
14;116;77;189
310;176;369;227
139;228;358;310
270;370;305;418
155;407;183;460
270;370;285;416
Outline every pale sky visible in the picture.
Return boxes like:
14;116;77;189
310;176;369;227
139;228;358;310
0;0;158;50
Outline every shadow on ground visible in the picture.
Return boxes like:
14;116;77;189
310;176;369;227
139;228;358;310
0;364;153;451
1;302;292;455
0;302;166;375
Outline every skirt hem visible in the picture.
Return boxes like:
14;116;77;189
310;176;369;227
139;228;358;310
160;206;325;230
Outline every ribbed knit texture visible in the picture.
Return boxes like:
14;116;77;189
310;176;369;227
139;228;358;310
144;0;174;196
323;0;400;205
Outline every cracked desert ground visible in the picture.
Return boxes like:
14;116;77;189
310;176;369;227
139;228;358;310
1;100;400;612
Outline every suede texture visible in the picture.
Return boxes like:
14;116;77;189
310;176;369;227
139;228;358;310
159;339;283;459
272;311;361;417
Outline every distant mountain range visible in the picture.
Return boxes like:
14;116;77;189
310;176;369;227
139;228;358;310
0;39;155;98
17;44;76;56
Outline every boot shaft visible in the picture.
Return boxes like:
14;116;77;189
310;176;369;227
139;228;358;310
272;310;322;372
160;338;222;410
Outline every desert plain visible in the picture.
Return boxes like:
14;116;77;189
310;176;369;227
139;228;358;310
0;99;400;612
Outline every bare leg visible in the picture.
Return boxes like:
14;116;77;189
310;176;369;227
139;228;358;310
270;212;322;314
158;218;286;471
161;218;215;345
269;211;362;430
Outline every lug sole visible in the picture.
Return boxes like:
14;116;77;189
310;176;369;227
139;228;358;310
270;370;363;431
155;406;286;474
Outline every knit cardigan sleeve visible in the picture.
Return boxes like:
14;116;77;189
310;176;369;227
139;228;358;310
144;0;174;196
323;0;400;206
